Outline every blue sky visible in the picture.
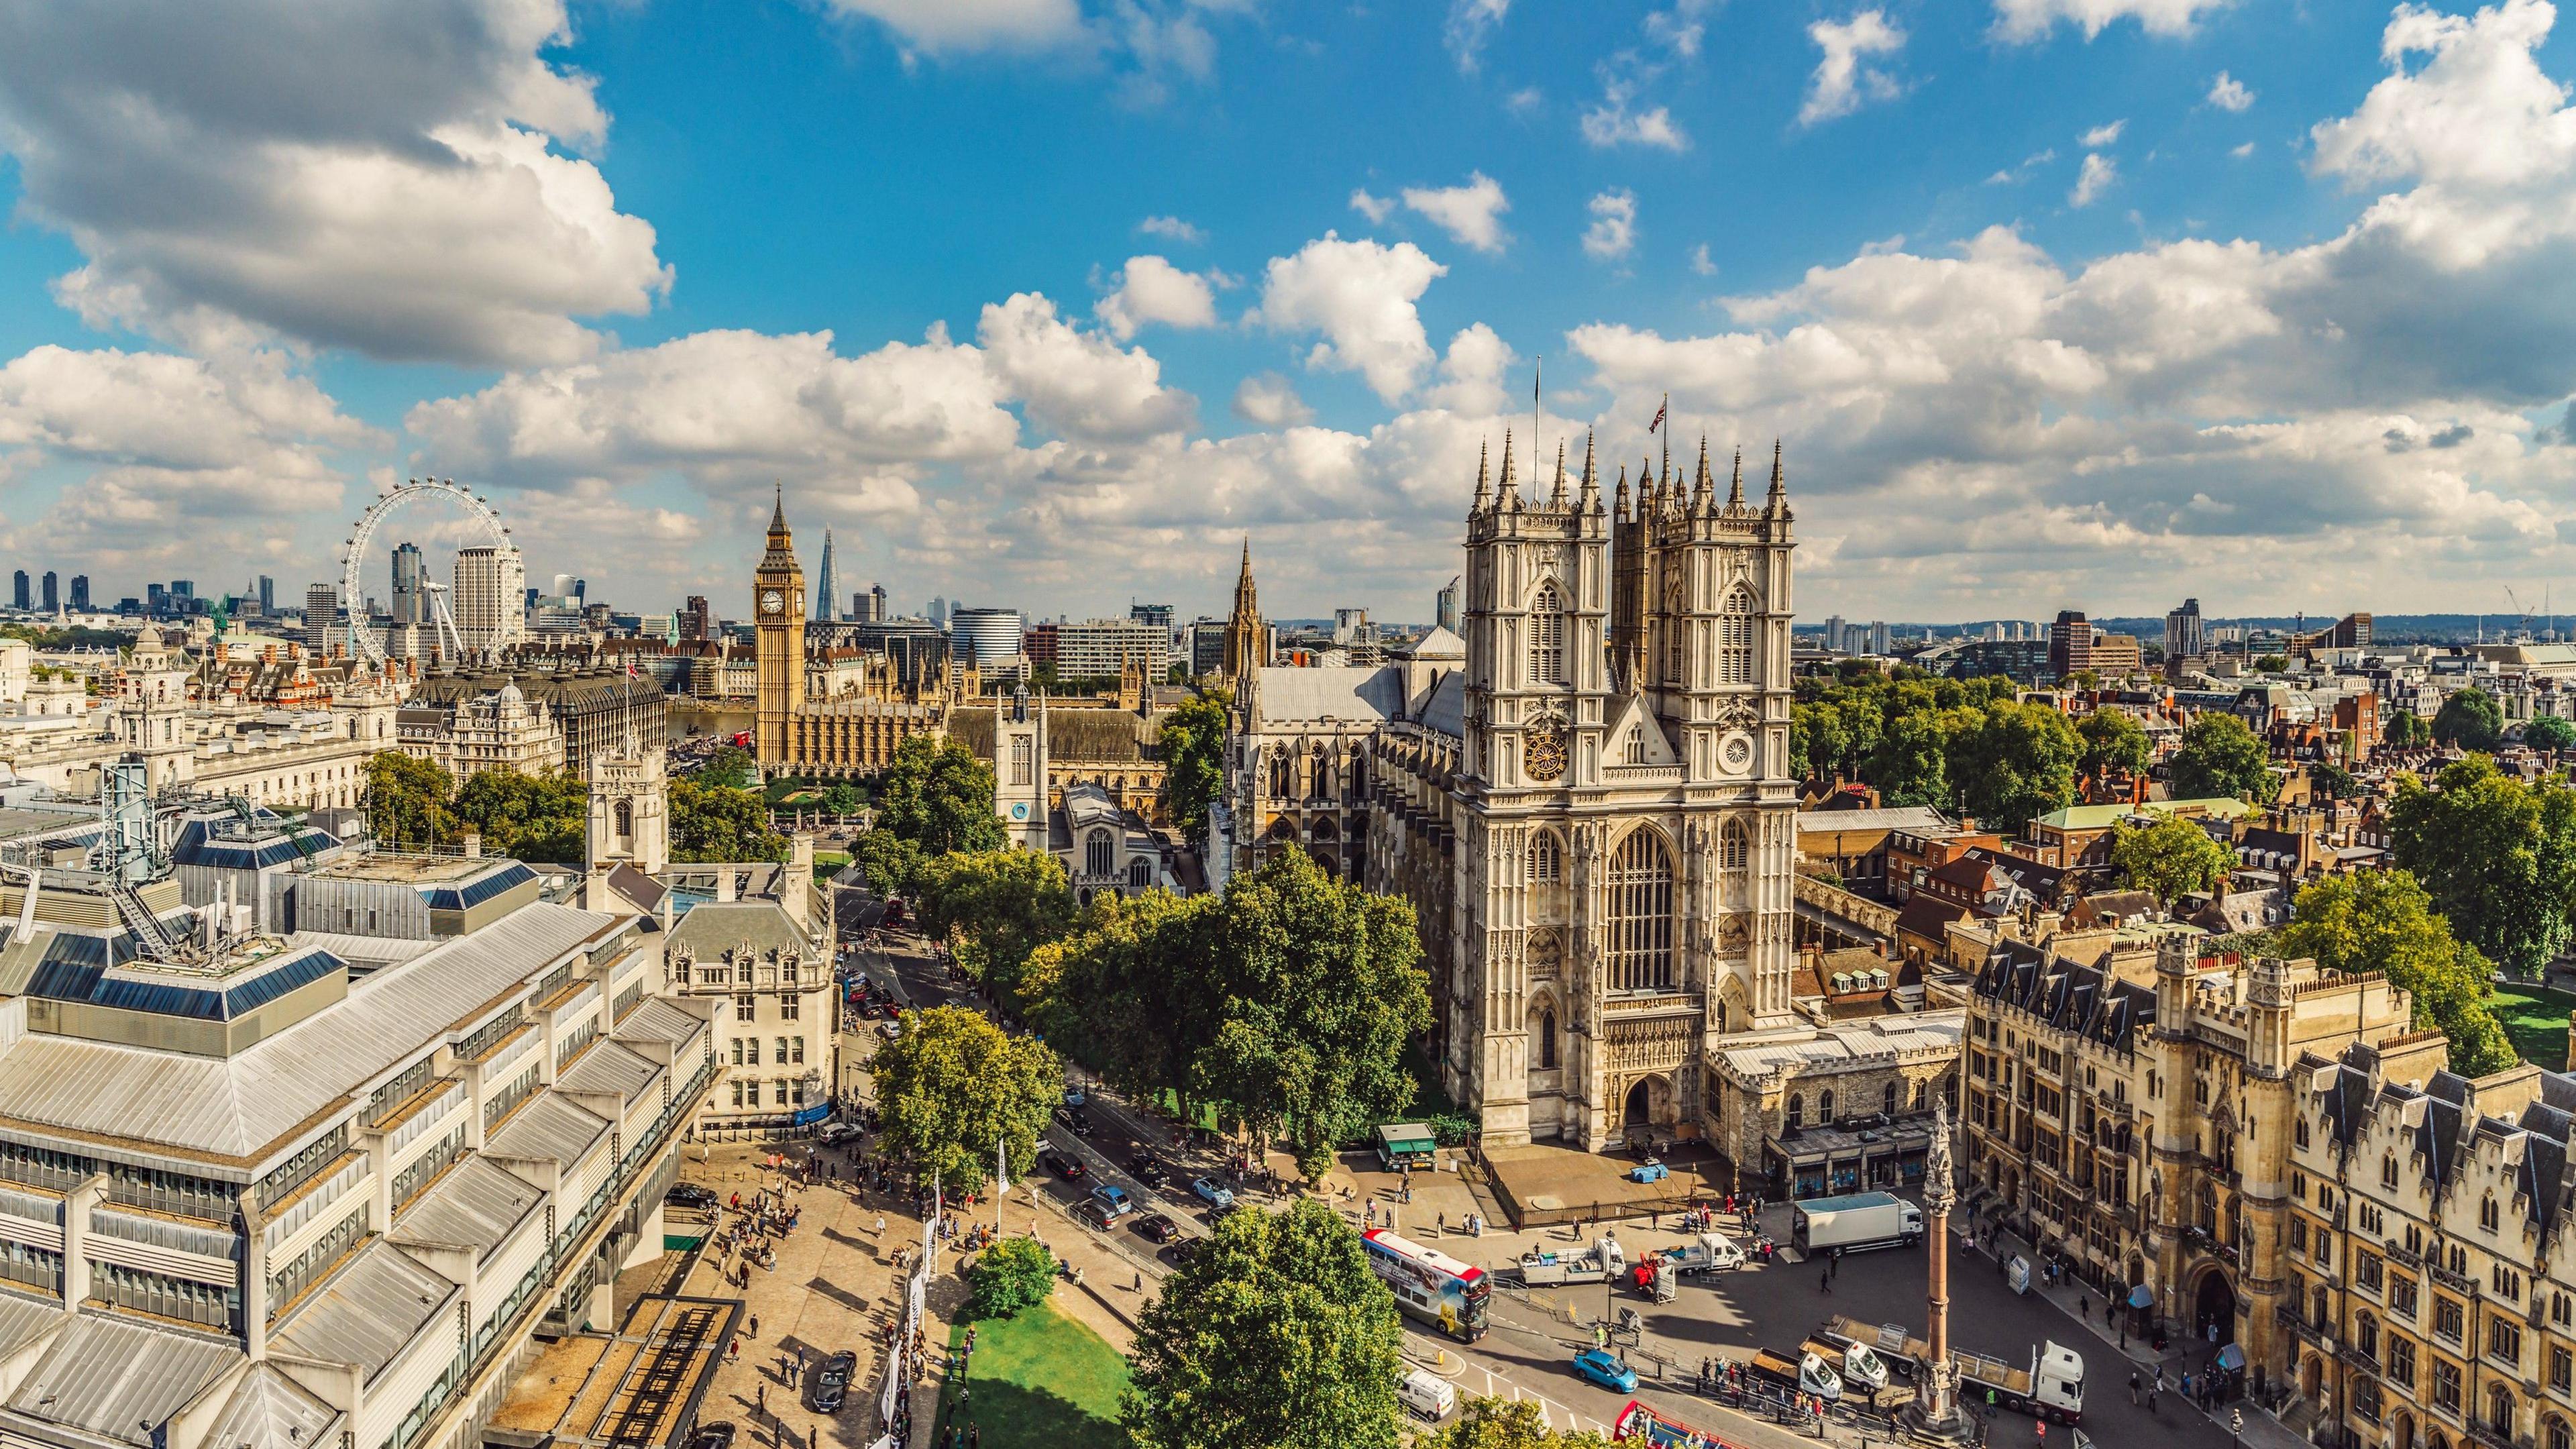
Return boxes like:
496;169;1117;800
5;0;2576;627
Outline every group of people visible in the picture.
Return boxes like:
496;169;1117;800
1695;1359;1830;1437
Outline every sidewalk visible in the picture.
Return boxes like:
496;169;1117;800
1957;1217;2306;1449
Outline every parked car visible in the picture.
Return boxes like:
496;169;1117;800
664;1183;718;1210
812;1350;857;1411
1054;1107;1097;1137
816;1122;859;1145
1132;1212;1182;1243
1089;1184;1135;1220
875;1020;902;1041
1571;1349;1638;1394
1044;1151;1087;1181
1076;1199;1117;1230
687;1423;736;1449
1128;1155;1170;1189
1063;1087;1088;1108
1163;1237;1203;1265
1191;1177;1236;1210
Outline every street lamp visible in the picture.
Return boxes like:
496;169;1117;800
2231;1408;2244;1449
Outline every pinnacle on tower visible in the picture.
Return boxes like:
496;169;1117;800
1769;439;1787;498
769;481;788;535
1549;439;1568;507
1472;439;1492;513
1613;465;1631;521
1690;437;1713;515
1578;430;1601;511
1727;445;1745;510
1497;427;1519;509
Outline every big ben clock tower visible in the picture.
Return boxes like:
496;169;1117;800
753;486;806;766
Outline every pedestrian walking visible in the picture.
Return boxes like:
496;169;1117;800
2078;1294;2088;1320
749;1313;761;1338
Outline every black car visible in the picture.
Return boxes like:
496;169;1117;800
1163;1237;1203;1265
1132;1212;1181;1243
664;1183;718;1210
688;1423;735;1449
812;1350;857;1412
1053;1107;1096;1137
1128;1154;1169;1188
1043;1151;1087;1181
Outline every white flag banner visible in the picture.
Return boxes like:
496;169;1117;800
996;1138;1008;1196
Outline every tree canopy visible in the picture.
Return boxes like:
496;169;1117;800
965;1236;1057;1320
2387;754;2576;979
2075;709;2153;780
364;750;454;848
1123;1200;1406;1449
2384;710;2432;750
871;1005;1060;1197
2108;815;2231;904
451;765;586;863
696;745;758;791
670;776;788;863
2278;870;2516;1075
2432;687;2505;752
2169;714;2272;802
1419;1401;1613;1449
1158;688;1233;846
849;828;927;899
1948;701;2080;832
877;736;1006;856
2525;715;2576;754
916;849;1076;1010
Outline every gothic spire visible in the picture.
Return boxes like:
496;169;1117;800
1472;439;1491;513
1578;430;1601;512
1613;464;1630;521
1497;427;1519;510
1549;439;1568;507
1769;439;1786;498
1727;445;1745;510
768;481;788;537
1690;436;1713;515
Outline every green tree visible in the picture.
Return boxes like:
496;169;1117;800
364;750;455;848
1945;701;2078;832
2388;755;2576;979
2308;761;2357;800
1421;1401;1613;1449
965;1236;1057;1320
1159;688;1233;845
2254;654;2289;674
1865;710;1951;810
669;777;788;862
2433;687;2505;751
820;780;865;816
872;1006;1059;1196
2525;716;2576;754
849;829;927;898
697;745;757;791
2108;815;2232;904
878;736;1006;856
2279;871;2516;1075
2170;714;2273;801
451;765;587;863
2076;710;2153;780
916;849;1076;1008
1192;853;1432;1179
1028;890;1220;1120
2384;710;2432;750
1124;1199;1406;1449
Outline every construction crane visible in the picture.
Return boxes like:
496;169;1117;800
2507;587;2539;643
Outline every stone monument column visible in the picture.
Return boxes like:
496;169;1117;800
1907;1096;1969;1440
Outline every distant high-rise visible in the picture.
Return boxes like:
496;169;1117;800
1436;576;1460;634
40;572;57;614
1870;621;1890;655
2164;598;2206;661
867;584;890;622
949;607;1023;668
814;528;842;622
391;542;427;626
304;582;339;656
68;576;90;612
1130;601;1174;634
680;595;714;641
1825;614;1846;651
8;572;25;611
2047;610;2092;680
453;545;525;657
257;576;274;614
928;595;949;627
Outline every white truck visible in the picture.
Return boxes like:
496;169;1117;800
1656;1231;1748;1275
1824;1319;2085;1423
1801;1336;1892;1395
1791;1192;1923;1254
1516;1236;1627;1285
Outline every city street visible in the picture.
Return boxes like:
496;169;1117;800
826;885;2256;1448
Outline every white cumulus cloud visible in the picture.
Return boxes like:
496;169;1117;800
1401;172;1512;254
2207;71;2254;111
1800;10;1908;126
1991;0;2234;43
1139;215;1207;244
818;0;1081;53
2080;119;2127;147
1249;234;1449;403
1350;189;1397;224
1444;0;1510;72
0;0;671;367
1232;372;1313;427
2070;152;2119;206
1093;256;1222;339
1584;190;1639;261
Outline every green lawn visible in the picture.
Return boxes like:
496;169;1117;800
936;1298;1128;1449
2491;982;2576;1069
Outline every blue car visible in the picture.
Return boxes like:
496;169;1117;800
1572;1349;1638;1393
1192;1177;1236;1210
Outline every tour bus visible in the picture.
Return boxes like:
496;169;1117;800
1361;1228;1491;1342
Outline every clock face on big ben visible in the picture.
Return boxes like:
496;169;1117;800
761;589;784;615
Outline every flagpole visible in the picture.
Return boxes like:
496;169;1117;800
1660;390;1670;482
1534;357;1544;486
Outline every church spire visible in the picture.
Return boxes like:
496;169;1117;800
1472;439;1491;514
1497;427;1519;510
1727;445;1745;510
1768;439;1787;500
1578;430;1601;512
1690;436;1713;515
1549;439;1568;507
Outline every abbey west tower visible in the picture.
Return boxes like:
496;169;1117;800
1454;433;1799;1150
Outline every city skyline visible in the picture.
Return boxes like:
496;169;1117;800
5;3;2576;621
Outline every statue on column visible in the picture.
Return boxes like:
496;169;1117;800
1907;1094;1970;1440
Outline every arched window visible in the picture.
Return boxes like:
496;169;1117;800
1786;1094;1805;1130
2482;1195;2500;1231
2490;1387;2516;1435
1529;833;1562;883
2383;1152;2399;1188
1539;1009;1558;1070
614;799;633;836
1719;585;1756;685
1086;830;1114;877
1625;726;1647;764
1604;828;1676;991
1719;818;1750;909
1884;1082;1899;1116
2358;1313;2379;1357
1010;735;1032;786
2546;1416;2571;1449
1530;581;1566;685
